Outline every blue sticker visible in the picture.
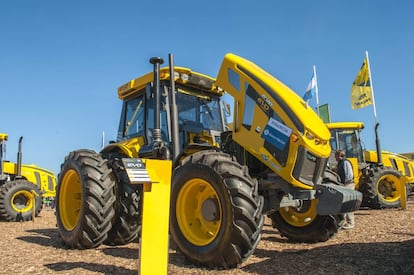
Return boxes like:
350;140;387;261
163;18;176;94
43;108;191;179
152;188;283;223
261;118;292;151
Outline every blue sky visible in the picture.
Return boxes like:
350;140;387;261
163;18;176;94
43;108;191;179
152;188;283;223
1;1;413;175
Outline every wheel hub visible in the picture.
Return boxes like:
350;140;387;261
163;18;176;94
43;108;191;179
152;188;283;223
11;190;33;212
279;199;317;227
378;179;394;198
13;195;28;209
201;198;220;222
175;178;222;246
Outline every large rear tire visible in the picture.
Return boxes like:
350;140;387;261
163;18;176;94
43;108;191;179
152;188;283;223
56;149;116;248
359;167;404;209
170;150;264;269
0;180;43;221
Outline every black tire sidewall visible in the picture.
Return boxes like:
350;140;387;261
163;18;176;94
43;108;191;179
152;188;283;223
56;150;116;248
171;162;233;260
374;168;402;208
271;211;339;243
56;156;86;240
0;180;42;221
104;157;142;246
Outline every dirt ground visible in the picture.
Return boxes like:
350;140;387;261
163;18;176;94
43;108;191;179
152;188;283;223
1;199;414;275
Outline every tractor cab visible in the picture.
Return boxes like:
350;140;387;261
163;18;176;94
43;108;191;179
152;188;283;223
326;122;365;170
113;67;228;160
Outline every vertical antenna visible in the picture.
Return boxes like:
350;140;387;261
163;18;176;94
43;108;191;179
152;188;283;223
101;131;105;149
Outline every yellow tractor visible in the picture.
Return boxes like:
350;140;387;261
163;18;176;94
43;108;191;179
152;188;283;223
56;53;362;269
370;150;414;196
0;133;56;221
326;122;407;209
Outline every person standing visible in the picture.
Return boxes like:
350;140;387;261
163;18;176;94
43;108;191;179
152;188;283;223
335;149;355;229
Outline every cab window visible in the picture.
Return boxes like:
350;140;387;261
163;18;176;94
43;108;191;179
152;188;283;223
118;93;145;140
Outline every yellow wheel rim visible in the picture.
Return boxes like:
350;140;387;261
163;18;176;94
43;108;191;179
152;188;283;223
377;174;401;203
11;190;34;213
176;178;222;246
59;169;82;231
279;199;318;227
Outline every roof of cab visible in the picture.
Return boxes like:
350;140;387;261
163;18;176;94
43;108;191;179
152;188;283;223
325;121;365;130
117;66;220;99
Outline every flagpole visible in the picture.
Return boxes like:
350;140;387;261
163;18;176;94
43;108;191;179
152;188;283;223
313;65;320;116
365;51;378;124
365;50;382;165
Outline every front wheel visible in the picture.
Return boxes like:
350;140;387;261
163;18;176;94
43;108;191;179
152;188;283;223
170;150;264;269
0;180;43;221
269;199;343;243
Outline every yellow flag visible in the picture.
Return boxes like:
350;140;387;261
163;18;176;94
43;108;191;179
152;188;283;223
350;57;373;109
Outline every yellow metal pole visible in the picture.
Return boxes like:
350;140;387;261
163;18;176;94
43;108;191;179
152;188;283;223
30;190;39;222
138;159;172;275
400;179;407;210
32;196;35;222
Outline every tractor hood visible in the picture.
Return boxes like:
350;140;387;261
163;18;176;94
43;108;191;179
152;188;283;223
215;53;330;142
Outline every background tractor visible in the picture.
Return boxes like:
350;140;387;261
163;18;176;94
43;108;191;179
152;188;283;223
370;150;414;196
56;53;361;269
0;133;56;221
326;122;407;209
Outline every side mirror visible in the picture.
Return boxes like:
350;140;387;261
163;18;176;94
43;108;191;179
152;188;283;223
146;84;153;100
223;102;231;117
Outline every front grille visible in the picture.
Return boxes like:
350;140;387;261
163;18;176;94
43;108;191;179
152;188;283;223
293;146;327;186
34;172;41;188
48;176;55;192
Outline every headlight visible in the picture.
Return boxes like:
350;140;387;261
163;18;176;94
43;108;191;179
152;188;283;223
180;73;189;81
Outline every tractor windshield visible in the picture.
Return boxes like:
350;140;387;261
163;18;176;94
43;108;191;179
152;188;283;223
117;84;225;148
329;128;364;165
176;90;224;132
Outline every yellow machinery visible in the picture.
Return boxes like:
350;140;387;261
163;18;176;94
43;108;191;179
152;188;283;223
369;150;414;196
326;122;407;209
398;152;414;195
56;53;361;269
0;133;56;221
408;160;414;195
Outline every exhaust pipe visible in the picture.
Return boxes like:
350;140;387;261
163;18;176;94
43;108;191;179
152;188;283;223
374;123;382;167
168;54;180;162
150;57;164;144
149;56;171;160
0;138;5;179
17;136;23;177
